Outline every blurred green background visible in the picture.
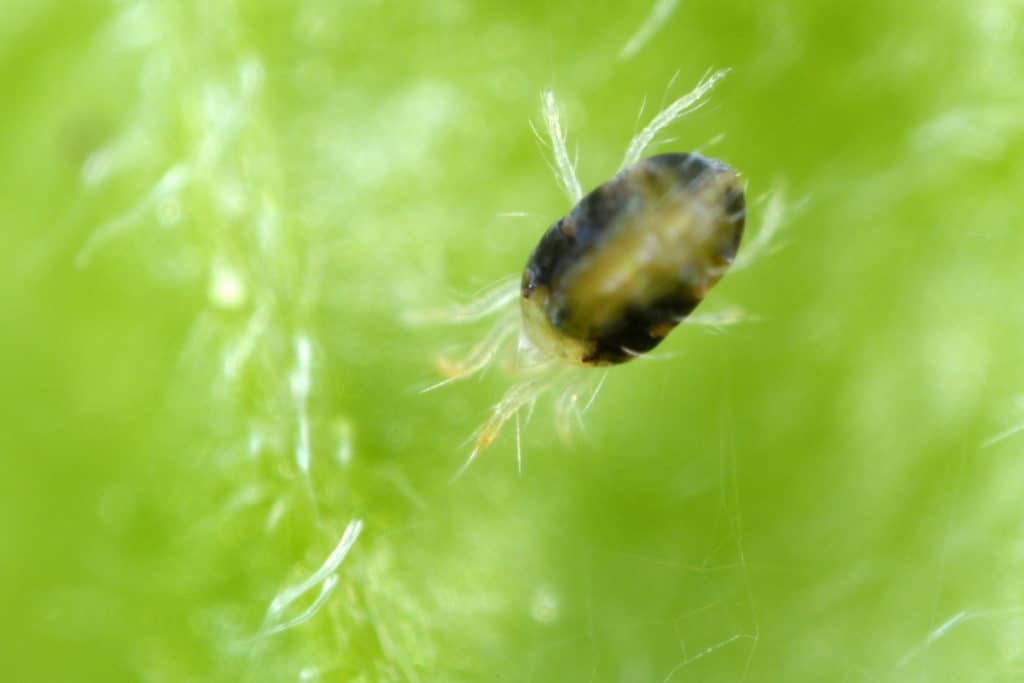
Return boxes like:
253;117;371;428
5;0;1024;680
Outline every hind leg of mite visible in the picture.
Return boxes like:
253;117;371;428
553;370;609;445
451;377;554;479
423;311;520;392
732;188;786;272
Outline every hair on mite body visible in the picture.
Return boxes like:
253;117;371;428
415;69;780;476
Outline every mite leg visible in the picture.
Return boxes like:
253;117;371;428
554;369;608;444
423;312;520;392
733;189;785;272
620;69;730;170
682;307;751;330
403;276;519;325
452;377;553;480
537;90;583;203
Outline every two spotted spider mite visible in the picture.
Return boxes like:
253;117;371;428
415;70;780;474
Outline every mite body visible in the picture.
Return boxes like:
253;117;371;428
521;153;745;365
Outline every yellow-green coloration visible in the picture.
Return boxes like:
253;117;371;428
521;153;744;366
9;2;1024;682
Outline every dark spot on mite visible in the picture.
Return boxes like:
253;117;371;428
581;289;702;365
646;152;719;191
721;185;746;259
559;215;578;239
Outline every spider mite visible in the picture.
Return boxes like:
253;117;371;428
414;70;776;475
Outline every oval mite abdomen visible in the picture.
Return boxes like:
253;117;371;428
520;153;745;366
